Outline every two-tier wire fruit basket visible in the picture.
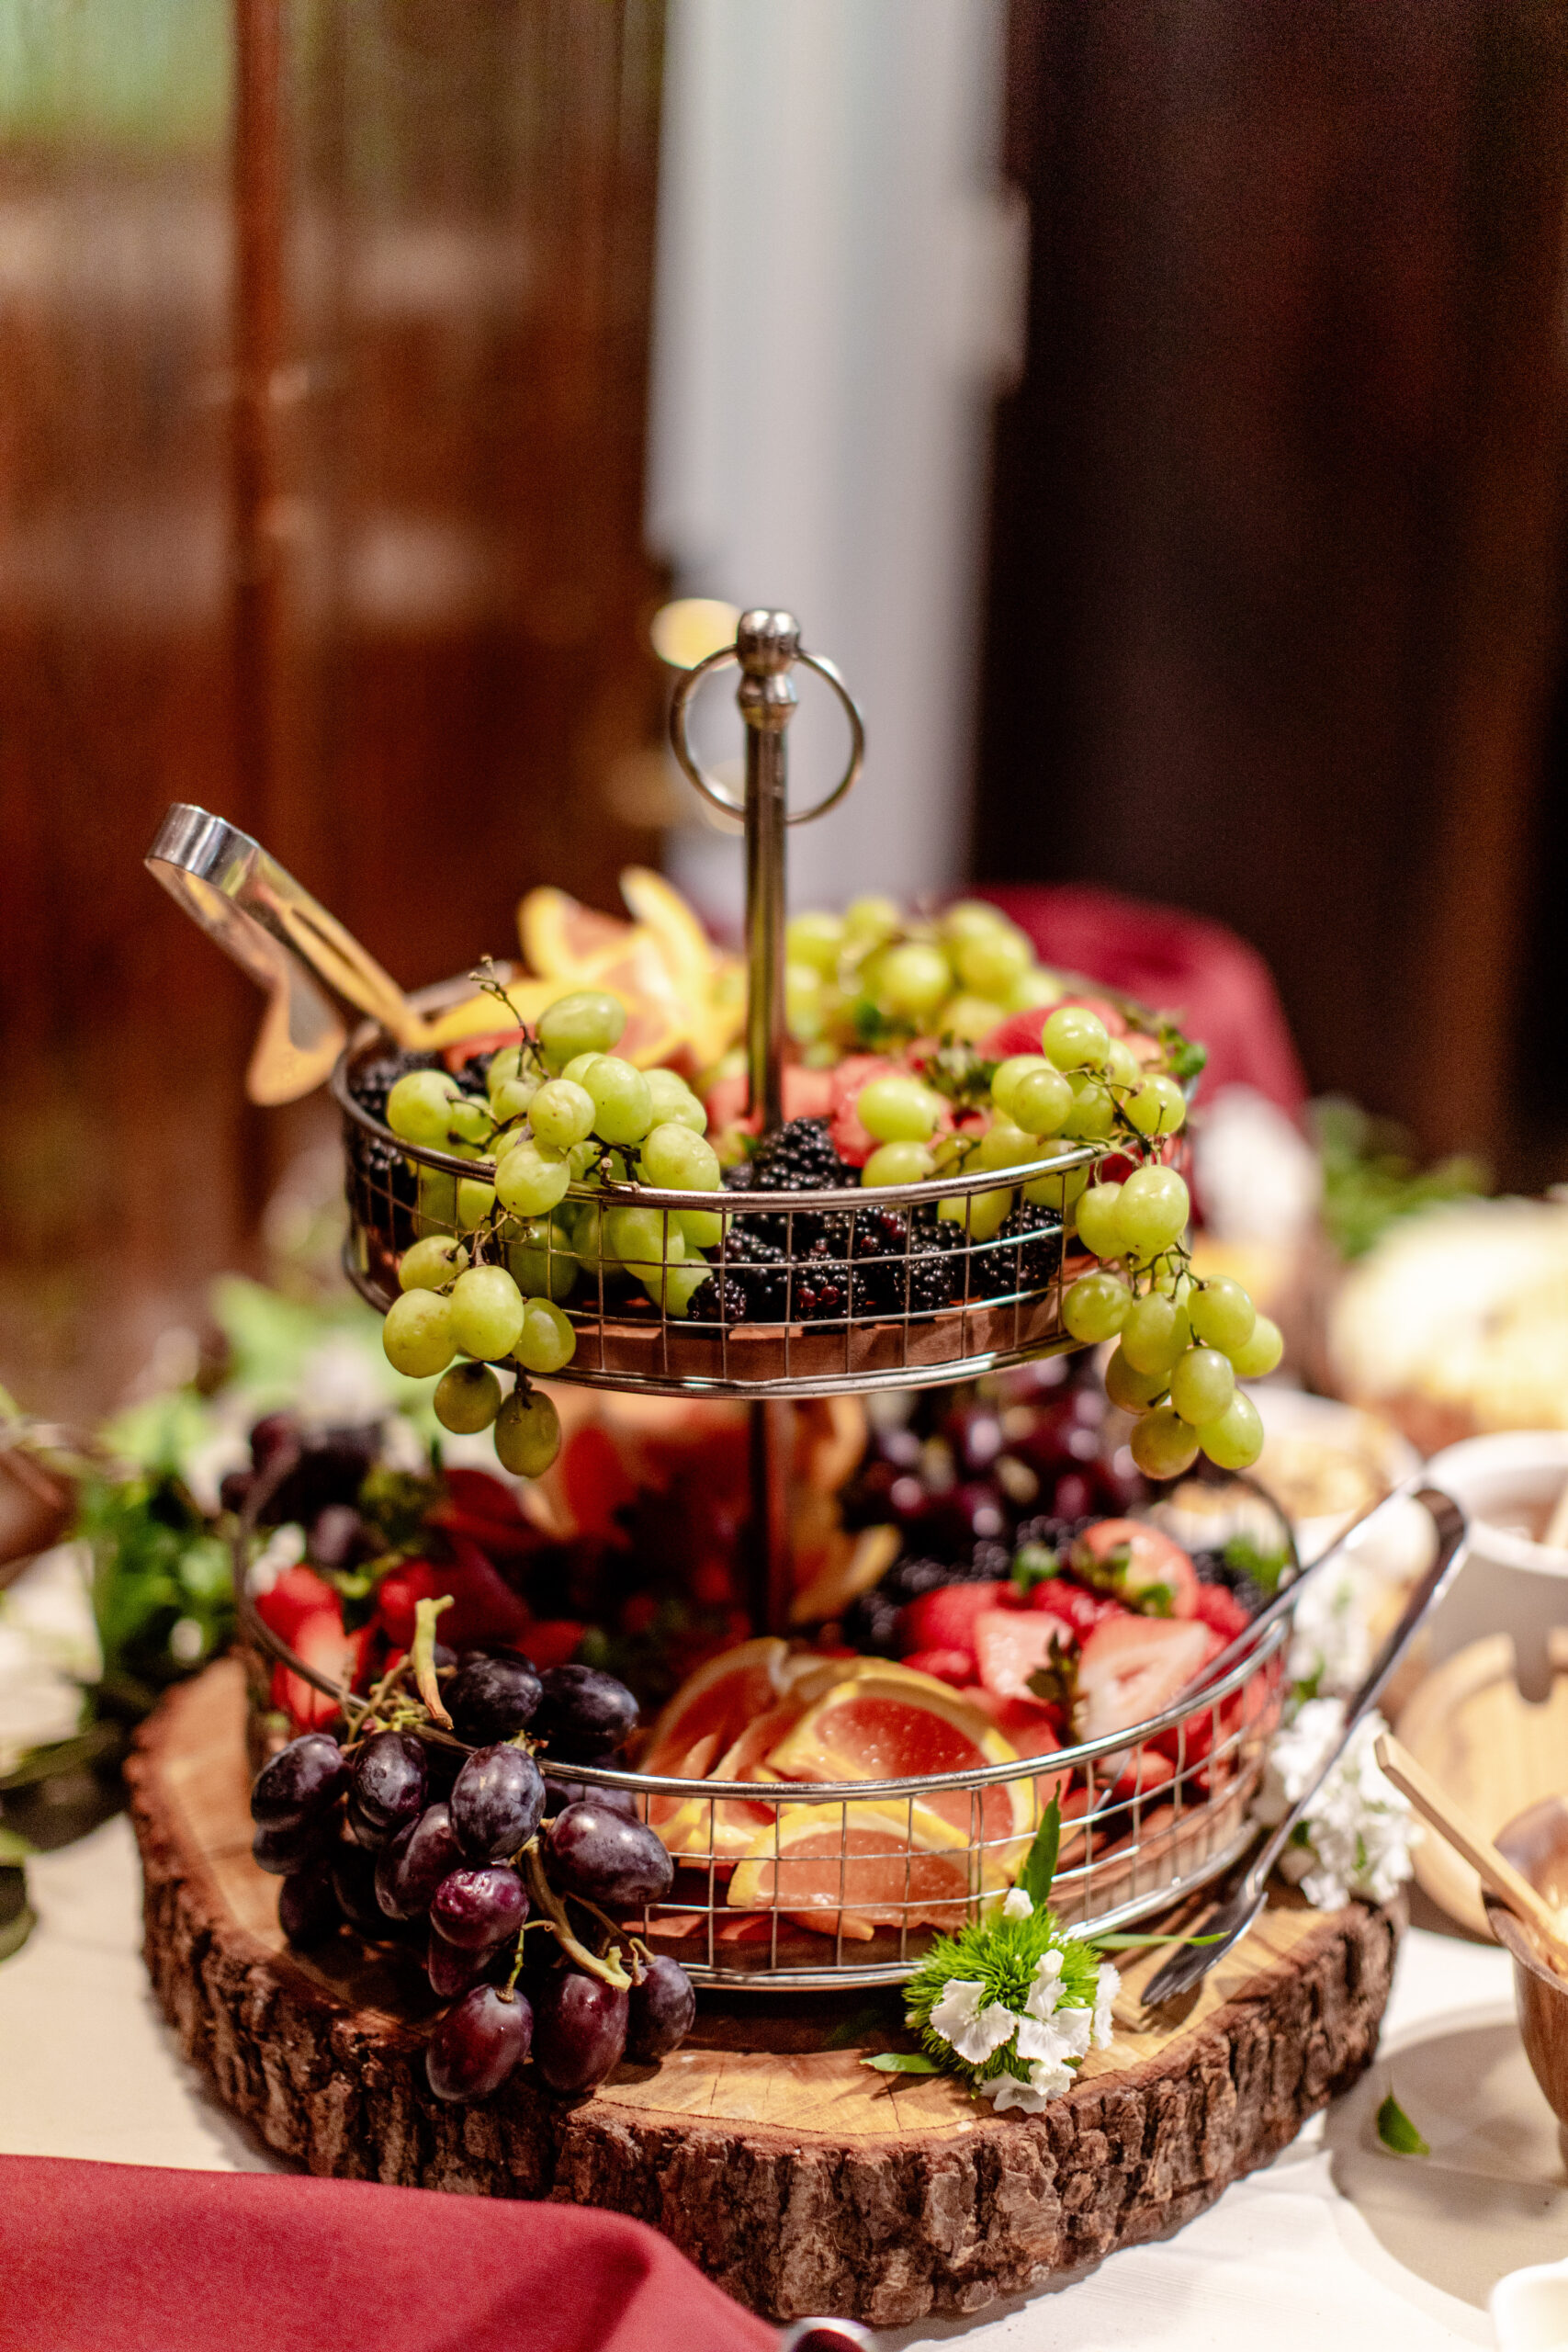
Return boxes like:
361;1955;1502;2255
153;609;1295;1988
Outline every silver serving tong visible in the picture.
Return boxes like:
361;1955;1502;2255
145;804;428;1102
1139;1485;1467;2007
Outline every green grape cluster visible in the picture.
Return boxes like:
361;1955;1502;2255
784;897;1066;1056
378;986;732;1472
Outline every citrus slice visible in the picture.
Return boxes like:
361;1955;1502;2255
423;977;558;1049
764;1671;1034;1878
518;886;632;979
728;1799;977;1939
643;1637;794;1778
619;865;718;1001
657;1700;804;1860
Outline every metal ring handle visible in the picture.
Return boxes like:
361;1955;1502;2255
668;642;864;825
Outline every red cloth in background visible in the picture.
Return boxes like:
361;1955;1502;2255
978;883;1307;1115
0;2155;777;2352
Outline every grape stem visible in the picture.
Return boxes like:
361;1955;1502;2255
411;1593;455;1728
522;1845;632;1990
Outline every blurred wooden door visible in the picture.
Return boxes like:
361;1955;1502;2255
0;0;666;1416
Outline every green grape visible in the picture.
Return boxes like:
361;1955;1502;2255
493;1385;561;1477
940;993;1010;1041
1004;967;1065;1013
1116;1164;1190;1257
516;1297;577;1374
1007;1066;1073;1137
955;925;1031;997
1104;1038;1142;1089
561;1051;604;1089
1130;1406;1201;1481
1189;1277;1256;1354
862;1140;935;1186
639;1257;715;1316
456;1175;496;1227
1126;1073;1186;1137
1042;1005;1111;1073
973;1121;1036;1170
446;1096;494;1148
434;1361;502;1434
505;1216;576;1302
873;942;952;1018
584;1056;653;1146
786;910;845;975
843;893;901;946
1168;1345;1236;1428
1104;1344;1169;1412
940;1185;1013;1241
494;1139;570;1218
398;1235;468;1292
990;1054;1049;1117
785;961;823;1039
1073;1182;1125;1261
940;899;1010;944
486;1045;529;1097
528;1079;596;1149
568;1140;603;1182
639;1123;721;1191
413;1166;458;1238
490;1076;539;1125
1225;1314;1282;1379
382;1289;457;1378
676;1205;726;1249
386;1069;459;1146
448;1264;525;1360
538;989;626;1070
1197;1390;1264;1471
644;1069;706;1133
1062;1074;1116;1142
605;1204;682;1271
566;1200;615;1275
1023;1160;1089;1212
1121;1293;1191;1376
857;1074;940;1143
1062;1271;1132;1344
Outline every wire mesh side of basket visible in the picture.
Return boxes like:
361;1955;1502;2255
332;1041;1120;1396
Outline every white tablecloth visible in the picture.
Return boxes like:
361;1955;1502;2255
4;1816;1561;2348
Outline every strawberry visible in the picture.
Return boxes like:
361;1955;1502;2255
1075;1520;1200;1619
1029;1580;1128;1640
254;1564;340;1647
973;1607;1079;1703
269;1611;373;1732
898;1577;1012;1665
1075;1614;1213;1742
1191;1582;1251;1644
901;1646;978;1687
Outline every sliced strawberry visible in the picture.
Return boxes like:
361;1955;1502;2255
899;1578;1012;1664
525;1619;586;1668
1076;1614;1213;1742
560;1423;640;1542
1029;1579;1128;1641
269;1611;371;1732
973;1607;1080;1702
374;1543;533;1654
900;1646;977;1687
1191;1582;1251;1644
254;1564;340;1647
1076;1520;1200;1619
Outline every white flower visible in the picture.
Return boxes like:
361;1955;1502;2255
928;1977;1019;2065
1287;1562;1373;1698
981;2070;1049;2113
1258;1703;1418;1911
1023;1948;1064;2017
1015;2002;1090;2068
1002;1886;1033;1920
1091;1961;1120;2050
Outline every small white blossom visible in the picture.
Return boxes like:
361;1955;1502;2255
1287;1561;1373;1698
981;2070;1049;2113
1015;2001;1090;2071
1002;1886;1034;1921
1023;1948;1065;2019
929;1977;1019;2064
1091;1961;1120;2050
1258;1702;1418;1910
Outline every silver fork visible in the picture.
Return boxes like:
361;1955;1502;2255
1139;1486;1467;2008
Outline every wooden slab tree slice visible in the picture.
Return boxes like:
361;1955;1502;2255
126;1662;1402;2328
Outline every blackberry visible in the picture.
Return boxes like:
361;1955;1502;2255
965;1198;1063;1303
840;1585;906;1657
843;1206;960;1319
751;1117;855;1194
346;1121;419;1251
449;1053;493;1099
686;1269;752;1328
793;1236;851;1321
1015;1513;1094;1557
692;1222;791;1323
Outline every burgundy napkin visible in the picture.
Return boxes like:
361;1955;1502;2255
0;2155;778;2352
979;882;1307;1114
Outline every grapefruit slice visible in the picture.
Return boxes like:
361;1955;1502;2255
655;1701;803;1860
643;1637;793;1777
518;886;632;978
619;865;719;1001
765;1671;1033;1877
423;978;558;1049
728;1799;977;1939
1076;1614;1213;1742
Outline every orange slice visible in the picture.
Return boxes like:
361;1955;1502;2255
728;1800;977;1939
765;1671;1034;1880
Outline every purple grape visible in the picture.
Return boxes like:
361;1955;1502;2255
446;1654;542;1744
626;1954;695;2064
310;1504;370;1570
252;1815;334;1876
543;1777;638;1821
251;1732;347;1830
532;1665;638;1762
425;1983;532;2103
375;1802;463;1921
430;1864;528;1951
427;1928;491;2000
277;1862;341;1949
250;1410;299;1472
532;1969;628;2095
348;1732;427;1847
332;1844;391;1939
450;1744;547;1863
219;1468;253;1515
545;1803;673;1909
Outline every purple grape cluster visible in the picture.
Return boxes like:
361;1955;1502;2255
247;1647;694;2109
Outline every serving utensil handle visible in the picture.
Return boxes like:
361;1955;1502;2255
1374;1732;1568;1964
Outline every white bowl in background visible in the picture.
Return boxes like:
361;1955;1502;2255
1423;1431;1568;1700
1493;2253;1568;2349
1248;1384;1425;1568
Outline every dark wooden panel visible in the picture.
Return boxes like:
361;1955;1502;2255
976;0;1568;1169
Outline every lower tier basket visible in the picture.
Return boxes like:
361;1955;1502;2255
126;1661;1402;2327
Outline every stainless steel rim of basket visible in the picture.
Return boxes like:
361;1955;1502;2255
234;1524;1292;1991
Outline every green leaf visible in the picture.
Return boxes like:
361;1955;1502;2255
0;1826;35;1865
1376;2089;1429;2156
1092;1929;1226;1951
823;2001;890;2051
860;2052;942;2075
1018;1794;1061;1909
1010;1543;1060;1597
0;1721;123;1792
